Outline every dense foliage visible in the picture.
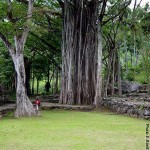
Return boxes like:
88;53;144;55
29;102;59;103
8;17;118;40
0;0;149;97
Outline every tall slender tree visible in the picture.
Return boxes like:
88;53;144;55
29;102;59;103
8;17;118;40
0;0;36;117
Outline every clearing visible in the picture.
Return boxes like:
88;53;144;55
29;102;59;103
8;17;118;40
0;110;148;150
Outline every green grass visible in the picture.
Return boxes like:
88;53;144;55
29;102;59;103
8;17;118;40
0;110;149;150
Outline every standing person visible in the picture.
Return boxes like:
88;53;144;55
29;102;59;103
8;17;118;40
35;97;41;115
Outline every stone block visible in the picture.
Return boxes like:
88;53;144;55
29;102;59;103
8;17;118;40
127;109;134;116
144;109;150;116
117;107;121;113
122;107;129;114
138;109;145;116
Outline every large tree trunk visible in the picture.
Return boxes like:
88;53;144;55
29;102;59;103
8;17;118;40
117;49;122;96
60;0;102;106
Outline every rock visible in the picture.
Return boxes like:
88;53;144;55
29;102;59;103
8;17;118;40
138;109;145;116
133;109;138;115
104;102;108;107
138;114;145;119
117;102;124;107
101;98;150;120
127;109;134;116
145;116;150;119
144;110;150;116
121;81;141;93
102;98;111;101
146;97;150;102
112;105;117;111
117;107;121;113
130;114;137;118
121;107;129;113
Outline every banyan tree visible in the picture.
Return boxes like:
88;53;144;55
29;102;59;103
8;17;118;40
59;0;105;106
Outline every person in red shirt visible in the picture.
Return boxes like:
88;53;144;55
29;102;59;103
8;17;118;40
35;97;41;106
35;97;41;111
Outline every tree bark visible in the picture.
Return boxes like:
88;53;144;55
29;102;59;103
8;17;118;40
117;49;122;96
60;0;103;106
111;52;115;95
94;25;103;107
14;44;35;117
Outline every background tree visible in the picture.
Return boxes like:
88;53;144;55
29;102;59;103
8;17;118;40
141;6;150;90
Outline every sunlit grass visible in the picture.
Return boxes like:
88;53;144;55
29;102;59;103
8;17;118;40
0;110;148;150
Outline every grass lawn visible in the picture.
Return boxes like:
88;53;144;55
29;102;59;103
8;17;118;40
0;110;149;150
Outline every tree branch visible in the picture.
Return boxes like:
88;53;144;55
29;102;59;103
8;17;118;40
0;32;16;60
130;0;142;29
7;0;13;21
30;31;60;55
21;0;33;46
99;0;107;23
7;0;20;23
0;32;12;50
37;9;62;17
102;0;131;26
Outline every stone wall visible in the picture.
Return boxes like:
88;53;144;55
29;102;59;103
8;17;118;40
0;104;16;119
101;97;150;120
